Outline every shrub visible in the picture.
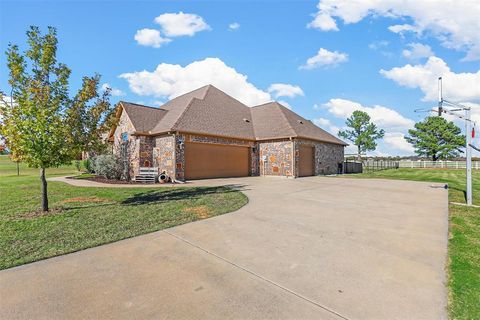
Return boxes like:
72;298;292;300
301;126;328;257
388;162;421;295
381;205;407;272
75;160;81;172
83;158;94;173
92;154;121;180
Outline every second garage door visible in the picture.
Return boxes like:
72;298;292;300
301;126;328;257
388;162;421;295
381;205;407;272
299;145;315;177
185;142;250;180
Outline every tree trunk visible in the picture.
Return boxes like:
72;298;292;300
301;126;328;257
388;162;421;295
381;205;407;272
40;168;48;212
357;145;361;161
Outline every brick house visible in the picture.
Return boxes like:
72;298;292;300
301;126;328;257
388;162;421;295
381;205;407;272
108;85;346;181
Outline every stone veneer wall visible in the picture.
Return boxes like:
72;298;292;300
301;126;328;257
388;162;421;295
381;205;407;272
113;112;344;180
113;110;139;178
153;135;176;178
294;139;344;176
174;133;256;181
258;140;294;177
138;136;154;168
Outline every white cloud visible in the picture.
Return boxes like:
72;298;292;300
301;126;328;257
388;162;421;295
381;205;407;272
380;56;480;102
322;98;415;132
312;117;340;135
383;132;414;153
228;22;240;30
388;24;421;35
119;57;271;106
268;83;304;98
320;98;418;155
101;83;125;97
277;100;293;110
134;28;171;48
440;102;480;131
307;13;339;31
308;0;480;61
402;43;434;60
300;48;348;69
463;102;480;126
154;12;210;37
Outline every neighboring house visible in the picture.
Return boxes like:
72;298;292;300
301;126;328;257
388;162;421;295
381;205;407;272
108;85;346;181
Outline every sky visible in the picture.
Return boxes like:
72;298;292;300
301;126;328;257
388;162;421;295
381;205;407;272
1;0;479;156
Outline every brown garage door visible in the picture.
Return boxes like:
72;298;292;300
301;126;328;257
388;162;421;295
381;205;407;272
185;142;250;179
299;145;315;177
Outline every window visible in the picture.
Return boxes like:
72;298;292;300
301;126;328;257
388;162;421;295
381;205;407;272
121;132;128;142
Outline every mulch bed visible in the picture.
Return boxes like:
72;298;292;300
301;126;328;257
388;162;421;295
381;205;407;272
68;175;155;185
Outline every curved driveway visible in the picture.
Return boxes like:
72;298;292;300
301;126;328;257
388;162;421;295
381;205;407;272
0;176;448;319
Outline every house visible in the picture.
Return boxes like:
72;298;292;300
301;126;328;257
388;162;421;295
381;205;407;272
108;85;346;181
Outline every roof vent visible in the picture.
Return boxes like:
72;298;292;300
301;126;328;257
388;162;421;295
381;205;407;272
298;120;304;124
243;118;250;123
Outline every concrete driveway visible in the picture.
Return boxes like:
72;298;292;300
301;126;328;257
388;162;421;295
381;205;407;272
0;177;448;320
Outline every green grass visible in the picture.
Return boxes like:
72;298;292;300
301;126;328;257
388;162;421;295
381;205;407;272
0;155;248;270
345;168;480;320
0;155;79;177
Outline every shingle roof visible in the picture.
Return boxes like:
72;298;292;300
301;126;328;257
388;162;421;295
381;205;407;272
171;85;256;139
118;85;346;145
151;85;211;134
120;102;168;132
252;102;347;145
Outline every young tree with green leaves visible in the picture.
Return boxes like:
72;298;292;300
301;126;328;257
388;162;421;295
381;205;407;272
66;75;116;159
405;116;465;161
338;110;385;160
0;26;114;211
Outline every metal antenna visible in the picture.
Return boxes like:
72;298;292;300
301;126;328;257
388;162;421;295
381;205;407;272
414;77;474;205
434;78;473;206
438;77;443;116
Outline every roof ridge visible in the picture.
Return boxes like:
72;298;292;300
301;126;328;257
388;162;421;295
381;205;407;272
205;85;253;108
274;102;297;137
170;97;199;132
120;101;166;111
200;84;213;100
251;101;275;108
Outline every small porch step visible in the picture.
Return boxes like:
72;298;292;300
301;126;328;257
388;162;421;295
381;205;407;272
134;167;158;184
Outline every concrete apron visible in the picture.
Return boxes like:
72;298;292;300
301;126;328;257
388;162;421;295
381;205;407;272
0;176;449;320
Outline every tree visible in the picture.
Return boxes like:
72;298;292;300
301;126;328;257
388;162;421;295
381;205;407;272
338;110;385;160
0;26;114;211
405;116;465;161
66;75;116;159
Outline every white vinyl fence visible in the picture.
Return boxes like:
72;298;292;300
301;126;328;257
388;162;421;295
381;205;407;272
398;160;480;169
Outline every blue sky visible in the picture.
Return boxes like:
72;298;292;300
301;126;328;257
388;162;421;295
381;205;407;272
1;0;479;156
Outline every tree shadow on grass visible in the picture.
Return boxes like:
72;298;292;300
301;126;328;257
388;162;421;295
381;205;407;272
121;185;249;206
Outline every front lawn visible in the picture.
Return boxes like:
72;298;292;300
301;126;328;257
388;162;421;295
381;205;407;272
343;168;479;320
0;156;248;270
